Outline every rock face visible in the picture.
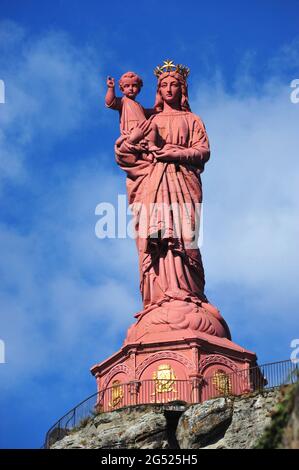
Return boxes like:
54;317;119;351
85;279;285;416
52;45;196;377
51;404;175;449
177;390;281;449
255;383;299;449
176;397;234;448
50;389;285;449
281;383;299;448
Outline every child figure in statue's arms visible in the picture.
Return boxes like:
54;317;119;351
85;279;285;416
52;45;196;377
105;72;159;155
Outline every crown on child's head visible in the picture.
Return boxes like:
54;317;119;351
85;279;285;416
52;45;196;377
154;60;190;79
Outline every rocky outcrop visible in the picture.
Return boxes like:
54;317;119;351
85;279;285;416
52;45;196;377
176;397;234;448
256;383;299;449
177;389;281;448
281;383;299;448
50;387;294;449
51;404;182;449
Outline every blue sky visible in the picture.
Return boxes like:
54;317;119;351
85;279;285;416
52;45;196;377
0;0;298;448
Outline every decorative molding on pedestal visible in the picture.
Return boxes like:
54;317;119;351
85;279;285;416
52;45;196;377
136;350;195;379
101;363;133;390
199;354;240;375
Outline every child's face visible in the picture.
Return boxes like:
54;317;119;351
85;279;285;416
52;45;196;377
120;78;140;99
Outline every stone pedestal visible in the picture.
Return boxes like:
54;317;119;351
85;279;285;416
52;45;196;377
91;300;259;411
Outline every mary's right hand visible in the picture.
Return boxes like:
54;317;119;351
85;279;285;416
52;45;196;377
155;144;186;161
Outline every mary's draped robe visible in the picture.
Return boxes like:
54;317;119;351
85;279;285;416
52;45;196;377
115;110;211;317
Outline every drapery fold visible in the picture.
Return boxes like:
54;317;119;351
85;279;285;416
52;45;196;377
115;111;210;312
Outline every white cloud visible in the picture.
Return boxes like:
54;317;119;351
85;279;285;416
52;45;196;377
0;22;134;392
193;72;299;318
0;161;141;392
0;21;101;189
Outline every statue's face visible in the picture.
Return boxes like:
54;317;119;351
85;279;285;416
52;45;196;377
159;75;181;106
120;77;140;99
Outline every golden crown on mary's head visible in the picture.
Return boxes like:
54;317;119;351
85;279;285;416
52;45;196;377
154;59;190;79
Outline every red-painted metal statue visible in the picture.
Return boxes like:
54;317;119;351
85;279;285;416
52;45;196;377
91;61;259;410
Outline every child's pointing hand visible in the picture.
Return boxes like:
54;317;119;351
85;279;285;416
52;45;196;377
106;76;115;88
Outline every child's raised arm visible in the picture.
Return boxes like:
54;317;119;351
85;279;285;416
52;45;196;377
105;76;116;106
105;76;121;110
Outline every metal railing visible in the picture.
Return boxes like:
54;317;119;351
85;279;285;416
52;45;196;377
44;359;299;448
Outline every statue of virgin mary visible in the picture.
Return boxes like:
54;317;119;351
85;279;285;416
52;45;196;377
115;60;231;342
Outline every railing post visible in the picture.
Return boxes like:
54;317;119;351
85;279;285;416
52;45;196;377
128;381;140;406
189;374;203;404
241;364;252;394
